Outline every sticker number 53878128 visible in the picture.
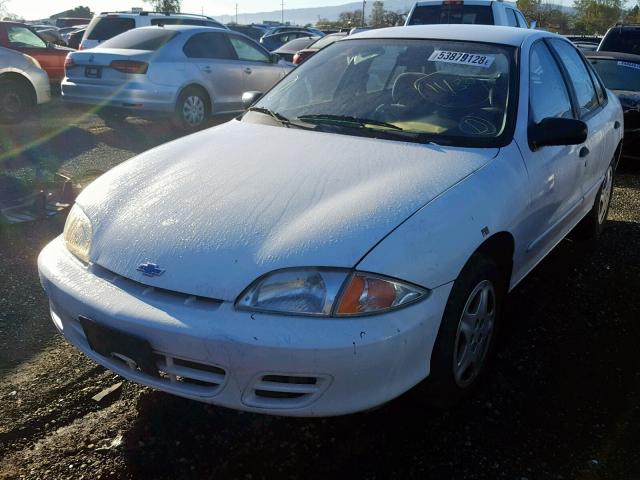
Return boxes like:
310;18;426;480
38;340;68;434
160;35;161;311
428;50;495;68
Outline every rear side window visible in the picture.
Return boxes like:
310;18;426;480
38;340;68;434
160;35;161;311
99;28;177;50
599;28;640;55
549;39;599;116
86;17;135;41
183;32;235;59
408;5;494;25
229;35;270;62
529;41;574;123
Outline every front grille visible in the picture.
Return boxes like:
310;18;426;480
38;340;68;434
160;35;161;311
244;374;330;408
90;263;223;309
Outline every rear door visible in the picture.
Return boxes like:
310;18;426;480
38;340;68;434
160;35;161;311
182;31;243;113
227;34;286;94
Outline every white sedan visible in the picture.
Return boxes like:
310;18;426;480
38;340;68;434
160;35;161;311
39;25;623;416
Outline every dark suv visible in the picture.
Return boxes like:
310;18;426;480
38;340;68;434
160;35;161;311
598;24;640;55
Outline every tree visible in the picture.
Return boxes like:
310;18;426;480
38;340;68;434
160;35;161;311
144;0;181;13
370;1;386;27
338;9;364;27
573;0;622;35
51;6;93;18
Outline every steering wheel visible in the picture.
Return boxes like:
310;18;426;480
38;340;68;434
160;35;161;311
414;72;491;109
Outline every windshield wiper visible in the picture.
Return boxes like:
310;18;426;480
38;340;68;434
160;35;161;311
247;106;293;127
297;114;404;131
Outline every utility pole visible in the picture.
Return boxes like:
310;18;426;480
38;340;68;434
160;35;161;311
362;0;366;27
281;0;285;24
235;3;238;24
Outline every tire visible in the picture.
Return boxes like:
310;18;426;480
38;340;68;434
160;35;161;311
174;87;210;130
573;162;614;240
0;80;34;123
427;254;506;406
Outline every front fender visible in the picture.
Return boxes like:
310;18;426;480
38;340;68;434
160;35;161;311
357;142;529;289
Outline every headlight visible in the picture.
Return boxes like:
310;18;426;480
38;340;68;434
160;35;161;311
64;204;92;263
23;53;42;70
236;268;428;317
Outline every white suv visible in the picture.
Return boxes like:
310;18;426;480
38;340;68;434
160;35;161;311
406;0;530;28
80;11;226;50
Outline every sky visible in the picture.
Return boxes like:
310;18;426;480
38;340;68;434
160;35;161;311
5;0;355;20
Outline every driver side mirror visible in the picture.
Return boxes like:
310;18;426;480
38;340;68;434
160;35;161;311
528;117;587;151
242;91;264;109
270;53;280;63
530;20;537;29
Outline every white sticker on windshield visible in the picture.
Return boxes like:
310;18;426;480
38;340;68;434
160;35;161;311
428;50;495;68
618;60;640;70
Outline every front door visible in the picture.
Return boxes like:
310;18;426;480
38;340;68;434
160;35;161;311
227;34;286;94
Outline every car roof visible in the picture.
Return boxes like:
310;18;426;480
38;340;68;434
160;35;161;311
585;50;640;62
350;24;551;47
135;25;230;34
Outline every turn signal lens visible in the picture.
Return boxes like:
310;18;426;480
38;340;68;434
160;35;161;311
335;273;428;316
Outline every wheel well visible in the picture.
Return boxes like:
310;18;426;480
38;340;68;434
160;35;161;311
473;231;515;287
0;72;37;106
178;84;211;111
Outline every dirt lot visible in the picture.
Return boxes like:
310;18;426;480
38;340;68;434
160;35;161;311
1;101;639;479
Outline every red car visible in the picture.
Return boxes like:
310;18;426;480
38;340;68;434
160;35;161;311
293;32;348;65
0;22;74;84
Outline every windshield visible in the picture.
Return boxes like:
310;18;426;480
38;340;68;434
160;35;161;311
7;26;47;48
589;58;640;91
251;38;515;147
408;5;494;25
99;28;178;50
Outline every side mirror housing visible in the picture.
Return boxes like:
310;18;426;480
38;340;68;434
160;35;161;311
528;117;588;151
270;53;280;63
529;20;537;29
242;91;264;109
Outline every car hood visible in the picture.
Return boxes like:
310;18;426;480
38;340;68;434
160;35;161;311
613;89;640;111
77;120;498;301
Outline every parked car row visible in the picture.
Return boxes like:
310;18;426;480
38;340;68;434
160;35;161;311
38;24;625;417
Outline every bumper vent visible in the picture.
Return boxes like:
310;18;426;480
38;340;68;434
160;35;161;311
243;373;330;409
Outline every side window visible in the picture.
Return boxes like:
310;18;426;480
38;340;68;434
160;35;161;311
586;61;606;104
7;26;47;48
183;33;234;60
505;9;518;27
529;41;573;124
515;11;528;28
549;39;599;116
229;35;270;63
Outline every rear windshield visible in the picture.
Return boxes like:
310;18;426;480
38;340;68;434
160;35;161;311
600;29;640;55
86;17;135;41
99;28;178;50
408;4;494;25
311;34;344;50
588;58;640;91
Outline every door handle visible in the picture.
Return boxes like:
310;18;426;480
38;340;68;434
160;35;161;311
614;121;621;129
579;146;590;158
244;67;252;74
202;66;212;73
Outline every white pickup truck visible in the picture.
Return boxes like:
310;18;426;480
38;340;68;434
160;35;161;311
406;0;531;28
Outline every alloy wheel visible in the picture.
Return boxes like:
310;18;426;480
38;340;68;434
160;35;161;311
182;95;205;127
2;91;23;115
453;279;496;388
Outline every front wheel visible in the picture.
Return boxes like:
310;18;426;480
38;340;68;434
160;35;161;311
427;254;505;405
174;87;209;130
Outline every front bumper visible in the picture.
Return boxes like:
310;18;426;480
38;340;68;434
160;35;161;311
38;236;451;417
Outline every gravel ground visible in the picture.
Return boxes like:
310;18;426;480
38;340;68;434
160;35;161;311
0;105;639;479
